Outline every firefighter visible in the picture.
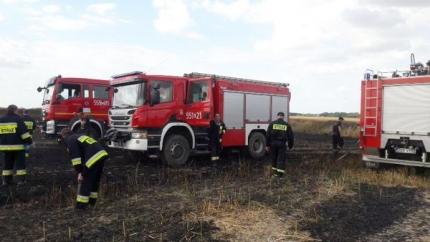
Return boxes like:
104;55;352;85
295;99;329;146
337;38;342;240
69;110;96;138
332;117;344;150
21;109;36;158
208;113;226;161
60;128;108;209
266;112;294;178
0;105;32;185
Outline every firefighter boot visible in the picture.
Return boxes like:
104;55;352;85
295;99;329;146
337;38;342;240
75;202;89;210
15;173;27;186
89;192;98;206
2;170;14;186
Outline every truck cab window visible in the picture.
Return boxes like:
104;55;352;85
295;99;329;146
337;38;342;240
58;84;81;100
151;81;173;104
93;86;109;99
188;81;209;103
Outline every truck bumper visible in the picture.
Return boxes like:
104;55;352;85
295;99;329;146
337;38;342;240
363;154;430;168
109;138;148;151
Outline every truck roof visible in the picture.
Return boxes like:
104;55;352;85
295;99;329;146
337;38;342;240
185;72;289;88
111;72;188;85
110;71;289;88
46;76;109;86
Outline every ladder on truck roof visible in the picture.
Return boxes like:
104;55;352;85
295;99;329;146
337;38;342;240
363;79;381;136
184;72;289;87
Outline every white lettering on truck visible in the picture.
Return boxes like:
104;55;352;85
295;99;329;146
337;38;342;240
186;112;202;120
94;100;110;106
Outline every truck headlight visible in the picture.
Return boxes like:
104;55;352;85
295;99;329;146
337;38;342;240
131;131;147;139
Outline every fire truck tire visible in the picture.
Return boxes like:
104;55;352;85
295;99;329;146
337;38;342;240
161;135;190;167
248;132;266;160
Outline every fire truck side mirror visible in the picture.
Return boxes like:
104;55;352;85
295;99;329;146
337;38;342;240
37;87;43;93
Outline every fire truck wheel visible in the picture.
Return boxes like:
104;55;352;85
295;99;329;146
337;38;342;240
248;132;266;160
161;135;190;167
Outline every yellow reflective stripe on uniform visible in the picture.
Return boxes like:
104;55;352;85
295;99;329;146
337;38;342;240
90;192;98;199
2;170;13;176
71;157;82;166
21;132;31;140
24;121;34;130
0;144;24;151
85;150;108;168
277;169;285;173
16;170;27;176
0;123;17;134
272;124;287;131
78;135;96;145
76;195;89;203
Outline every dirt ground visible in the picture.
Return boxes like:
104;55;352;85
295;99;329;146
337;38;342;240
1;134;430;241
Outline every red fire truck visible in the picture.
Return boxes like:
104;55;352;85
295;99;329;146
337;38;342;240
107;72;290;166
37;75;112;138
360;54;430;168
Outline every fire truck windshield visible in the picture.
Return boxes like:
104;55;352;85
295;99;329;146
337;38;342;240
42;85;55;105
112;82;146;109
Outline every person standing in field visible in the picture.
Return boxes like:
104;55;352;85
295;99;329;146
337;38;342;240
332;117;344;150
20;109;36;158
0;105;32;186
266;112;294;178
208;113;227;161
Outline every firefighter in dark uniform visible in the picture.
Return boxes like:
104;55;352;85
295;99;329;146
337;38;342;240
0;105;32;185
60;128;108;209
332;117;344;150
21;109;36;158
266;112;294;177
208;113;227;161
69;110;97;138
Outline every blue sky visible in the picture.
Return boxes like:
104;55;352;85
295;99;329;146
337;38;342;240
1;0;430;113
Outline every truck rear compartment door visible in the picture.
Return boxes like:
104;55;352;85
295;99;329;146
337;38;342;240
382;84;430;135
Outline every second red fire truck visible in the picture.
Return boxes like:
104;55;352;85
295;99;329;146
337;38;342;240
107;72;290;166
37;75;112;138
360;54;430;168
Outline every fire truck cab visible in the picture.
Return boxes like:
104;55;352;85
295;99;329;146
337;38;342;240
360;54;430;168
37;75;112;138
108;71;290;166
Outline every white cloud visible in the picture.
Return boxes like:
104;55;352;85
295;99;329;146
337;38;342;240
0;0;39;4
41;4;61;14
0;38;178;108
0;12;4;22
193;0;430;112
153;0;202;39
87;3;115;16
359;0;430;7
26;3;127;31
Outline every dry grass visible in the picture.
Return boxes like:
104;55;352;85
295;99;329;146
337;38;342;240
290;116;360;138
343;167;430;189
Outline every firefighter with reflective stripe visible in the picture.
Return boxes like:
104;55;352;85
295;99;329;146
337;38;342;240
60;128;108;209
21;109;36;158
332;117;344;150
208;113;227;161
0;105;32;185
266;112;294;178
